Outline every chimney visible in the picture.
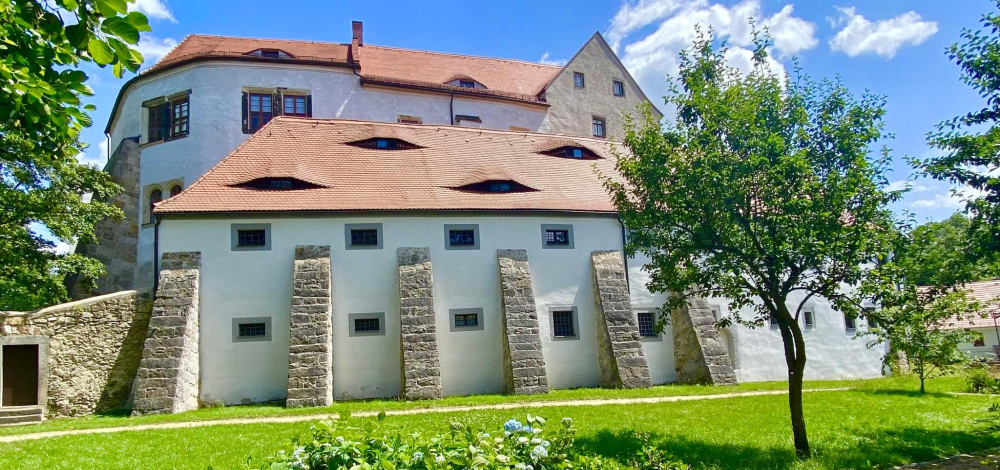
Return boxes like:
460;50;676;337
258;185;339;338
352;21;363;46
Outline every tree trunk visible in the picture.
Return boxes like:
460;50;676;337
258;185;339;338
776;302;810;458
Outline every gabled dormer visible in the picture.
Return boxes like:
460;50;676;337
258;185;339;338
245;48;294;59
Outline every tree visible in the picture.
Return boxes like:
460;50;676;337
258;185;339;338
1;0;153;310
863;286;983;394
919;1;1000;254
897;212;1000;287
602;29;900;458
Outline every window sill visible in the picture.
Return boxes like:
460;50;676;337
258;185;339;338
140;134;188;149
640;334;663;342
552;335;579;341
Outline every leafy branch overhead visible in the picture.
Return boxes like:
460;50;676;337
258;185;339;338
1;0;153;310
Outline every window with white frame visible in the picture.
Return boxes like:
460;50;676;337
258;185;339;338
844;313;857;331
613;80;625;97
573;72;585;88
541;224;574;249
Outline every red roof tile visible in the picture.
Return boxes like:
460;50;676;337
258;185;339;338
939;279;1000;330
155;118;622;215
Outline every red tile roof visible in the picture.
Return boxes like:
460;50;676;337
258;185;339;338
146;35;561;104
941;279;1000;330
154;117;621;215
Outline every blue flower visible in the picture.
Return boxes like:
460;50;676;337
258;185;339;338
531;445;548;461
503;419;523;432
412;451;424;462
541;440;550;448
519;425;534;434
482;432;490;437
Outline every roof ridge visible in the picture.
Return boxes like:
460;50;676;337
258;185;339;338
182;33;350;48
271;116;621;144
364;44;563;70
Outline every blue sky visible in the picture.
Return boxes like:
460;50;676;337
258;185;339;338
77;0;995;225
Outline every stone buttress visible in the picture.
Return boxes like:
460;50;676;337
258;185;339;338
286;245;333;408
131;252;201;415
397;247;443;400
672;296;737;385
497;249;549;395
591;251;652;388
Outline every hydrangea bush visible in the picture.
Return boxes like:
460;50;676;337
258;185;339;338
258;413;687;470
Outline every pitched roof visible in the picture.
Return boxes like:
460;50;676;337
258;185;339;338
154;117;621;215
940;279;1000;330
145;35;561;104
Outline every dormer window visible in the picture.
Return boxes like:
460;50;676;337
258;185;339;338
245;48;293;59
237;177;321;190
261;49;280;58
445;76;486;89
459;80;476;88
456;180;535;193
540;146;601;160
347;138;421;150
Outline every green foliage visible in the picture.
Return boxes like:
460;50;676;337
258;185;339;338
602;25;899;457
966;363;1000;394
0;0;153;309
896;212;1000;286
919;1;1000;253
260;415;688;470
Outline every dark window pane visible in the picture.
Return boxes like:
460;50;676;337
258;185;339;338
459;80;476;88
613;80;625;96
237;229;267;247
148;189;162;224
354;318;380;332
454;313;479;327
593;118;605;137
449;229;476;246
638;312;656;337
489;182;511;192
574;72;584;87
545;229;569;245
239;322;267;337
844;314;856;330
351;229;379;246
553;311;575;337
804;311;815;327
169;185;182;197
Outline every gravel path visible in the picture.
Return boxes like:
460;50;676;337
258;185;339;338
0;387;850;443
895;449;999;470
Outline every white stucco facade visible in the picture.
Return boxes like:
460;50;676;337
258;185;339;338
158;213;887;405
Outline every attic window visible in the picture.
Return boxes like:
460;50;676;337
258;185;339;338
457;180;535;193
348;138;421;150
459;80;476;88
541;146;601;160
237;177;321;190
246;48;292;58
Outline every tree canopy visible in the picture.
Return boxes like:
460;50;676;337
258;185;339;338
1;0;152;310
603;29;900;457
895;212;1000;287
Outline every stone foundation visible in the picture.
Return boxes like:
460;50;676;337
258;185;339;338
591;251;652;389
132;252;202;415
0;290;152;417
672;296;737;385
497;249;549;395
287;245;333;408
397;248;443;400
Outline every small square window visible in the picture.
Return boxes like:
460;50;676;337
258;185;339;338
573;72;585;88
552;309;577;338
592;117;606;138
804;310;815;328
231;224;271;251
541;224;574;249
345;223;383;250
450;308;484;331
613;80;625;97
769;314;779;328
349;312;386;337
637;311;657;338
844;313;856;331
232;317;271;342
376;139;389;149
973;336;985;347
444;224;480;250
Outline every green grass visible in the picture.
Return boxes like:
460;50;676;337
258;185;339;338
0;376;992;470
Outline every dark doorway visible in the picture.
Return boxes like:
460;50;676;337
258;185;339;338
2;345;39;406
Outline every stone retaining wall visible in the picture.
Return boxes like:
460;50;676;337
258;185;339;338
287;245;333;408
132;252;202;415
497;249;549;395
591;251;652;389
0;290;153;417
672;296;737;385
397;248;443;400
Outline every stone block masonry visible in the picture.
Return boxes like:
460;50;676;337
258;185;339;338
591;251;652;389
397;248;443;400
132;252;202;415
672;296;737;385
1;290;153;417
497;249;549;395
287;245;333;408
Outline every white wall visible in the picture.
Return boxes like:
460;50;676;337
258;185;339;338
111;62;548;290
960;326;1000;358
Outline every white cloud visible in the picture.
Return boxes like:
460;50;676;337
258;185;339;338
910;192;964;209
538;52;567;66
76;137;109;168
888;179;930;193
610;0;812;107
136;36;179;65
829;7;938;59
129;0;177;22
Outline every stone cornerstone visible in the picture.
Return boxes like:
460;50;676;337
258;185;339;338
286;245;333;408
497;249;549;395
132;252;202;415
672;295;737;385
591;251;652;389
397;247;443;400
0;290;152;417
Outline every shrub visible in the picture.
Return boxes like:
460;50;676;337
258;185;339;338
258;413;688;470
966;364;1000;394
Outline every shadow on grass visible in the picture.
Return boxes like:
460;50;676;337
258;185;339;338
855;389;958;399
575;426;998;470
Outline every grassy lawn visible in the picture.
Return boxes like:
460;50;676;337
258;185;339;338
0;376;993;469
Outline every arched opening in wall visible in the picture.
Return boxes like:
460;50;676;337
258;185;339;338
719;328;739;370
169;185;182;198
148;189;162;224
